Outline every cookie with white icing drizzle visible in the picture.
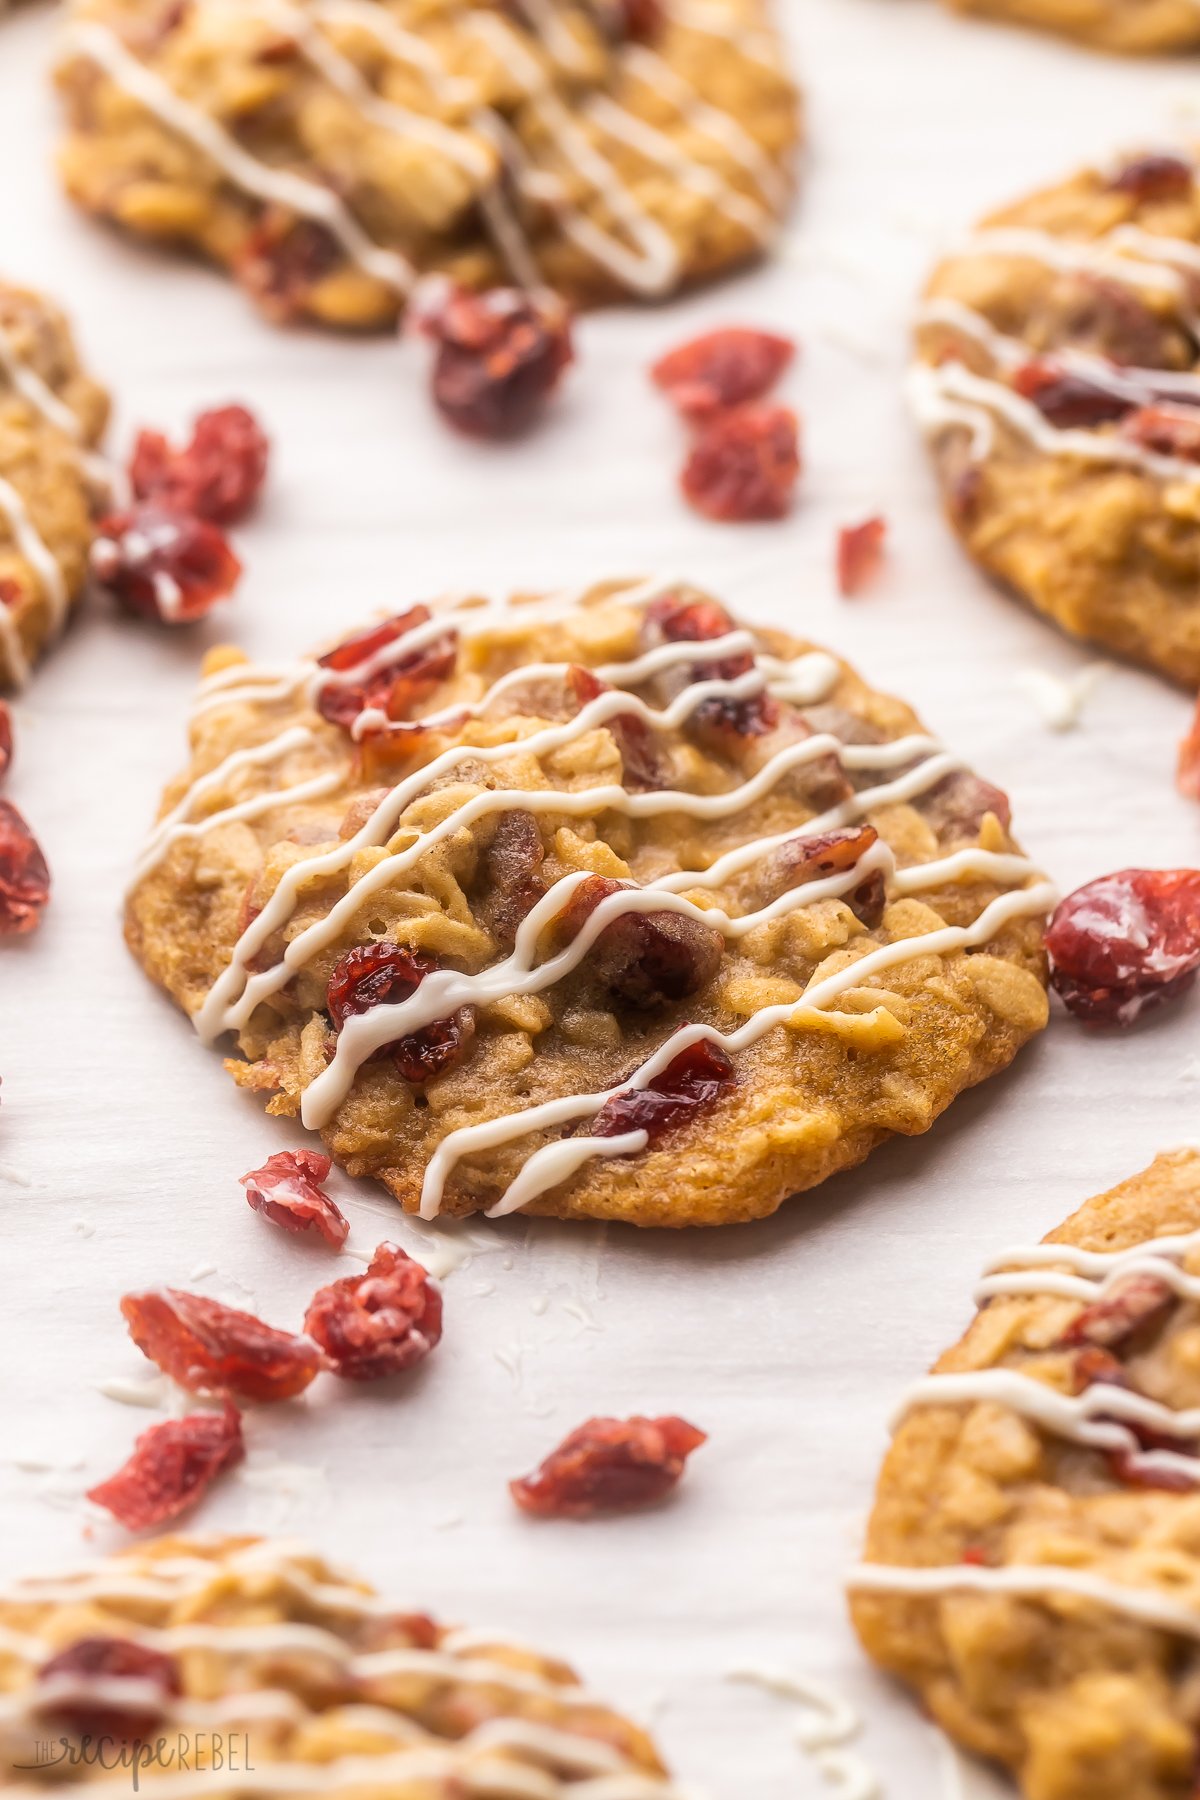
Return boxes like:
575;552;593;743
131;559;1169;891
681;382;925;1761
0;280;109;689
124;578;1051;1229
54;0;800;330
851;1147;1200;1800
938;0;1200;54
914;149;1200;687
0;1533;682;1795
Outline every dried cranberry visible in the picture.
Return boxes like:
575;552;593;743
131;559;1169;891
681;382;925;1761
1011;359;1132;429
1179;698;1200;801
235;211;342;323
651;327;795;422
592;1039;735;1143
478;810;547;947
120;1289;324;1403
609;0;664;39
837;516;887;596
566;664;671;790
1045;868;1200;1025
1108;154;1194;203
511;1415;707;1518
326;938;473;1082
763;824;886;927
421;286;573;439
0;701;11;781
922;770;1012;839
240;1149;348;1250
91;506;241;624
646;591;739;645
680;404;800;522
555;874;724;1006
304;1241;442;1381
1122;405;1200;463
1060;1273;1176;1351
131;405;270;525
87;1402;244;1531
0;799;49;936
37;1638;182;1742
1108;1451;1198;1492
316;607;458;732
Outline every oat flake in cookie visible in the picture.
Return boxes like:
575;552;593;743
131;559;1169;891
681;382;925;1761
0;1535;679;1792
851;1147;1200;1800
0;281;109;689
55;0;800;331
125;579;1052;1229
913;150;1200;687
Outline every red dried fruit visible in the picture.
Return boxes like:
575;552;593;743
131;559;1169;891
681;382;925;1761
478;809;547;946
1108;1450;1198;1493
0;701;11;781
240;1149;348;1250
304;1241;442;1381
651;327;795;422
36;1638;181;1742
644;591;767;730
1061;1273;1176;1351
326;938;474;1083
922;770;1012;839
680;404;800;522
1122;404;1200;463
511;1415;707;1518
1179;698;1200;801
87;1403;244;1532
91;506;242;624
837;516;887;596
592;1038;735;1143
1062;275;1182;369
131;405;270;525
0;799;50;936
1109;153;1194;203
120;1289;324;1403
646;591;739;646
1045;867;1200;1025
421;286;573;439
960;1544;993;1568
1011;359;1132;429
316;607;458;732
235;211;342;323
555;874;724;1006
763;824;886;928
567;664;670;791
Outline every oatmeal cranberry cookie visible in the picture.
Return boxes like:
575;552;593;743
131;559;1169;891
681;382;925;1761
124;579;1051;1229
939;0;1200;53
851;1148;1200;1800
0;281;109;688
913;149;1200;687
0;1535;678;1793
55;0;800;331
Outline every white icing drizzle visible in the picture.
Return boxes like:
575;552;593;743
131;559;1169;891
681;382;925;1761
976;1225;1200;1304
619;45;788;213
0;324;85;441
950;226;1197;310
849;1560;1200;1645
729;1666;881;1800
0;474;68;636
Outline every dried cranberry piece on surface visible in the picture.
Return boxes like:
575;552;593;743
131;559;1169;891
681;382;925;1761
555;874;724;1006
511;1415;707;1518
421;286;573;439
0;800;50;936
1179;698;1200;801
120;1289;324;1403
131;405;270;525
837;516;887;596
1108;153;1194;203
651;327;795;422
0;701;11;781
304;1242;443;1381
592;1039;736;1144
87;1403;244;1532
240;1149;348;1250
680;404;800;522
91;506;242;624
1060;1274;1177;1352
36;1638;182;1742
316;607;458;731
1045;867;1200;1025
326;938;473;1083
1011;359;1132;429
1122;404;1200;463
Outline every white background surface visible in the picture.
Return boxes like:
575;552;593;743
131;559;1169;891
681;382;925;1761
1;1;1200;1793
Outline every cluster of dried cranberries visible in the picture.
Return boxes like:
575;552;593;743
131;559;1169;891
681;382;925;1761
91;405;269;625
651;327;801;521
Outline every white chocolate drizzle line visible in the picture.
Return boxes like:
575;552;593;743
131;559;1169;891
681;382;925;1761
976;1225;1200;1305
62;22;416;296
729;1667;881;1800
426;875;1054;1220
0;473;68;658
192;641;840;1041
848;1560;1200;1647
908;359;1200;486
950;225;1200;319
